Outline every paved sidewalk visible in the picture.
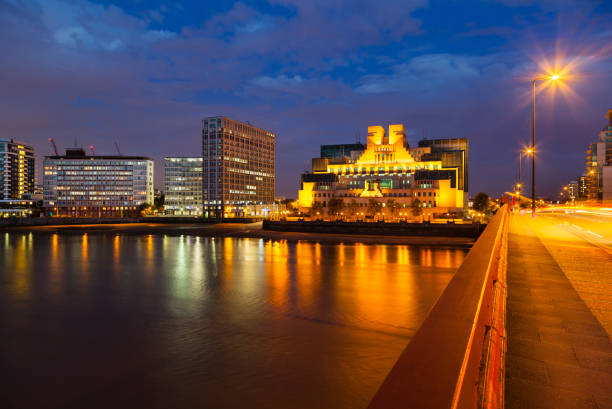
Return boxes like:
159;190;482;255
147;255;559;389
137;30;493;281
506;215;612;409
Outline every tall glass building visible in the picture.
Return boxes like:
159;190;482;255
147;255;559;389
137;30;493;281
164;157;203;216
202;116;275;218
0;138;35;200
43;148;154;217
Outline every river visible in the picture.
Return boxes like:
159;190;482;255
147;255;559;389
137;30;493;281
0;232;467;409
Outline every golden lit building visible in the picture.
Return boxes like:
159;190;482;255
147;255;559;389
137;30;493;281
298;124;467;217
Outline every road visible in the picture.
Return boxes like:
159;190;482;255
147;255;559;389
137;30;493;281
538;207;612;254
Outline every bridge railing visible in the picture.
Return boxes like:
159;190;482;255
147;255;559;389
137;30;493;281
368;205;509;409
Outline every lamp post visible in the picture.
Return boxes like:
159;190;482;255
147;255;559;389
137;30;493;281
531;74;560;217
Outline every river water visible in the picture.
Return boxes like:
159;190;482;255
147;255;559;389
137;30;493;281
0;233;467;409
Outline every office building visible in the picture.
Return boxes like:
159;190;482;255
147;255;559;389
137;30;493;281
202;116;275;218
43;148;154;217
586;109;612;201
417;138;469;206
298;124;467;217
0;138;35;200
164;157;203;216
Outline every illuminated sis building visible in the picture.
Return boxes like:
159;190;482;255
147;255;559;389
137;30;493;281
202;116;275;218
586;109;612;202
164;157;203;216
298;124;468;215
43;148;154;217
0;138;35;200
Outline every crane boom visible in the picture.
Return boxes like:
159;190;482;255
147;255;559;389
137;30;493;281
48;138;58;155
114;140;122;156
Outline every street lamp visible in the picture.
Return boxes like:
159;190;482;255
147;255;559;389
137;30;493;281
531;74;561;217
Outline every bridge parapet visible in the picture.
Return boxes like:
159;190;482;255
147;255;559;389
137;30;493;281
368;205;508;409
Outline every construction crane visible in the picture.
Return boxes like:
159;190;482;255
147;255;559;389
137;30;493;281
113;140;122;156
48;138;58;155
89;145;95;156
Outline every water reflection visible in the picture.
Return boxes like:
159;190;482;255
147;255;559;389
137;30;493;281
0;233;466;409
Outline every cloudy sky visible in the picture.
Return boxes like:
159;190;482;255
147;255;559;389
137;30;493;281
1;0;611;198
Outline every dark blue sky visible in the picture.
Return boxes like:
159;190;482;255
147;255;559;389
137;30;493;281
1;0;611;198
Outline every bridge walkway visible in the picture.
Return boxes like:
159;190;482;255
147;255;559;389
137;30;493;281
506;214;612;409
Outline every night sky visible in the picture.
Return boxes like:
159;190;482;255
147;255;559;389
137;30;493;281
1;0;611;199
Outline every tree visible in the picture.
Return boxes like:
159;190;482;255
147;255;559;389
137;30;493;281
153;194;165;212
367;198;382;217
347;199;360;219
310;201;324;218
138;202;152;216
327;197;344;219
473;192;490;213
386;198;401;219
410;198;423;218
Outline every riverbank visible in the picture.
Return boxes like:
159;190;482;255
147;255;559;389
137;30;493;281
1;222;475;247
264;220;484;238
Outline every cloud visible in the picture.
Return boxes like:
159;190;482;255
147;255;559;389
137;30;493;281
252;74;304;90
54;26;96;48
143;30;177;42
356;54;500;94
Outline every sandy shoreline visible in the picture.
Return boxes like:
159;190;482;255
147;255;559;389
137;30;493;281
1;222;475;247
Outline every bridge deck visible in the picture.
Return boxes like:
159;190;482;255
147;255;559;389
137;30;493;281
506;214;612;409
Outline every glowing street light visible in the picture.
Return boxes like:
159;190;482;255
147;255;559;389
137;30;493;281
530;73;562;217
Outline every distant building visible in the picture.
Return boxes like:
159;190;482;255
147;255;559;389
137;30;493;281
43;148;154;217
568;181;579;200
297;124;467;217
578;175;588;198
164;157;203;216
0;138;35;200
202;116;276;218
585;109;612;201
417;138;469;206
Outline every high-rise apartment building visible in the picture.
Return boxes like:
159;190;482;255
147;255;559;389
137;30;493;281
0;138;35;200
43;148;154;217
164;157;203;216
585;109;612;201
202;116;275;218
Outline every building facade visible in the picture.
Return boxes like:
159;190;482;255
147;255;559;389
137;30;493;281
43;148;154;217
297;124;467;218
417;137;469;206
586;109;612;201
0;138;35;200
164;157;203;216
202;116;275;218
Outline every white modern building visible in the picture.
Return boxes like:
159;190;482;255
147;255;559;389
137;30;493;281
43;148;154;217
164;157;203;216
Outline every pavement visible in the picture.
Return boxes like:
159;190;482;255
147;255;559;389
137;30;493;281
505;213;612;409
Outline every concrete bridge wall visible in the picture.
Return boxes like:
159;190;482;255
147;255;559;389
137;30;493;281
368;206;508;409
